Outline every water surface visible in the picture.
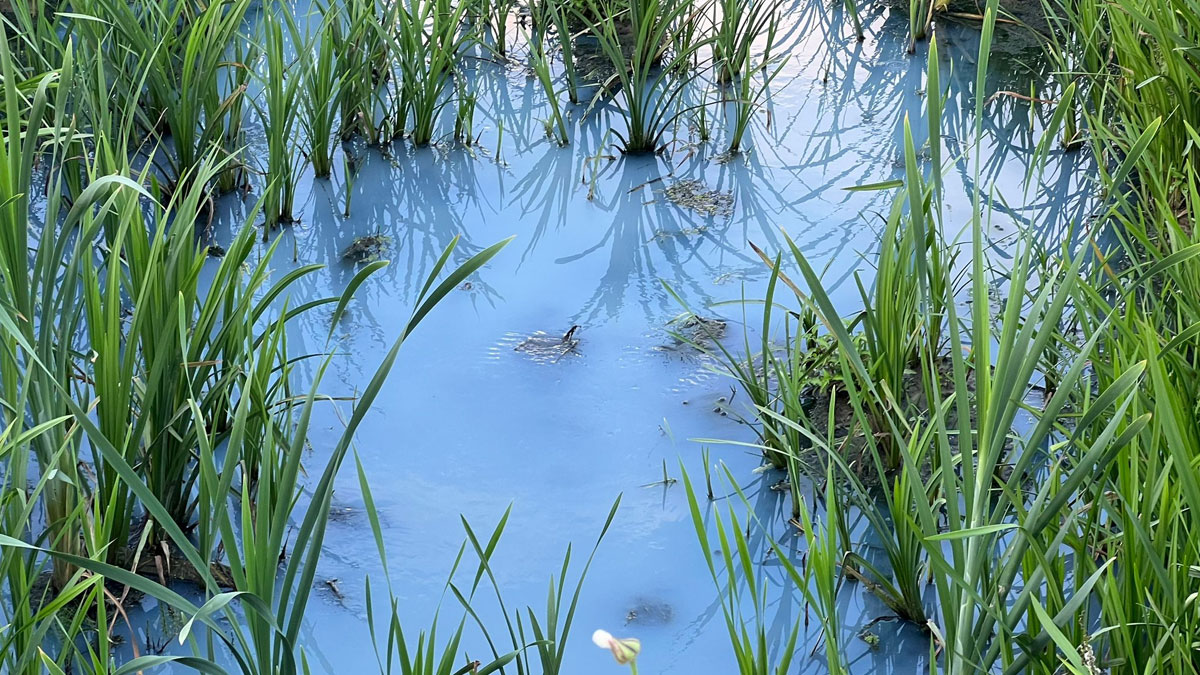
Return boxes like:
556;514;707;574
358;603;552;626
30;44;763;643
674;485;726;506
135;3;1094;671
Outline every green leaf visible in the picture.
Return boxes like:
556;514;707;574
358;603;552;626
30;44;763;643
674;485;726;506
925;523;1018;542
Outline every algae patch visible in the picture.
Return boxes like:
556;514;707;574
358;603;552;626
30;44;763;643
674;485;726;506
661;179;734;217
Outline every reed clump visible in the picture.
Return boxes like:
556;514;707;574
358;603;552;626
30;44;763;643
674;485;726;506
4;0;1200;671
0;15;524;672
688;0;1200;671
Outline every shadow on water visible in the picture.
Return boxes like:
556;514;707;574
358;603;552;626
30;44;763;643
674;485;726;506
170;0;1097;671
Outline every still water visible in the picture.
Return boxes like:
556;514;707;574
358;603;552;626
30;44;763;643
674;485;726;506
137;1;1093;671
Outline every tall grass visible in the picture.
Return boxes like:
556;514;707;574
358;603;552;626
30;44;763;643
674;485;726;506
693;8;1200;673
390;0;473;145
0;31;171;675
663;280;797;472
455;497;621;675
528;24;571;146
0;19;532;674
73;0;254;192
292;13;344;178
1040;0;1200;665
723;115;1147;675
477;0;518;56
0;34;92;590
454;77;479;145
542;0;581;105
715;0;785;154
2;0;63;74
577;0;712;153
216;37;257;194
711;0;776;85
259;11;305;227
683;468;800;675
2;217;511;674
330;0;389;145
907;0;935;50
769;467;847;675
8;0;1200;672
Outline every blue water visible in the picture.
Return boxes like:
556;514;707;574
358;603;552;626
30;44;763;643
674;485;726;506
126;1;1093;671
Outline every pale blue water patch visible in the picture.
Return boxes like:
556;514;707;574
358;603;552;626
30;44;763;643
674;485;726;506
175;0;1095;671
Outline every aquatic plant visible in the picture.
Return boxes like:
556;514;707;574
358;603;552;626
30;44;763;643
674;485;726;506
528;26;571;146
0;20;519;672
359;480;530;675
476;0;518;55
1;0;63;73
734;116;1144;675
75;0;254;191
725;55;784;155
292;12;344;179
0;51;104;665
907;0;937;49
343;150;358;216
663;281;785;469
691;38;943;634
576;0;713;153
79;158;329;545
1038;0;1200;665
216;37;257;194
842;0;864;40
841;143;947;472
454;79;479;146
771;467;848;675
711;0;778;85
682;468;800;675
389;0;474;145
0;37;93;591
331;0;390;144
0;35;197;673
4;0;1200;671
1;230;511;673
258;10;305;227
457;497;622;675
685;82;713;142
694;9;1200;674
543;0;581;104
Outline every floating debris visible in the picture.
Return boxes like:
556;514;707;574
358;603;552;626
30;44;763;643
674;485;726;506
659;314;727;354
712;267;762;285
323;578;345;603
206;244;226;258
711;150;745;165
646;224;709;242
342;233;391;263
661;179;734;217
624;597;674;626
327;505;356;523
513;325;581;363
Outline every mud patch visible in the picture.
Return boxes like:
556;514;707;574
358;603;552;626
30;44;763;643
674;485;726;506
783;356;979;488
